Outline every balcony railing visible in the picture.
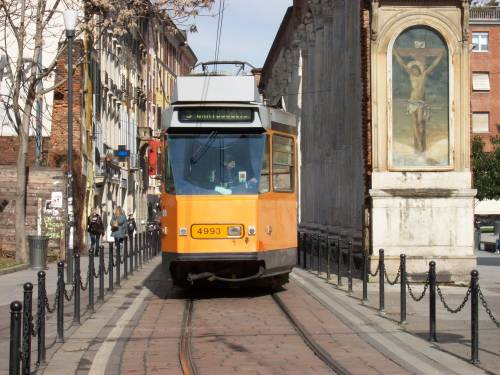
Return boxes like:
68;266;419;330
471;7;500;22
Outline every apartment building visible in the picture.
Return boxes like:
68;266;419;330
470;6;500;151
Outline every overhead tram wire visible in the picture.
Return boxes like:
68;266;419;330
212;0;223;73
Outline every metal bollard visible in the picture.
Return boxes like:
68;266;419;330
297;232;301;266
9;301;22;375
99;246;105;301
116;243;121;287
139;232;143;268
337;239;342;287
56;261;65;343
129;235;134;274
400;254;407;324
470;270;479;364
429;261;437;342
326;236;331;281
379;249;385;313
88;249;95;313
22;282;33;374
362;251;368;302
108;243;114;292
134;234;139;271
304;233;309;270
347;241;353;294
74;254;81;325
123;237;128;279
37;272;46;365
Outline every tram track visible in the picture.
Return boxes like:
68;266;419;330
179;299;198;375
271;293;351;375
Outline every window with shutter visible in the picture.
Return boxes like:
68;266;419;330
472;113;489;133
472;73;490;91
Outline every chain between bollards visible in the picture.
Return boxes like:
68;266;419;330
22;282;33;374
379;249;385;313
56;262;65;343
470;269;479;364
429;261;437;342
400;254;407;324
37;272;46;365
74;254;81;325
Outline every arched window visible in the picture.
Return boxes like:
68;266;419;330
391;26;449;168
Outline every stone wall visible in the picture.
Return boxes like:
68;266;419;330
0;136;50;166
0;166;66;258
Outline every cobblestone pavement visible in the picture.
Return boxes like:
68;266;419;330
3;247;496;375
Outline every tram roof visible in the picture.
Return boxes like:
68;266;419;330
173;75;261;104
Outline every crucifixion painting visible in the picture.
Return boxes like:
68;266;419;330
391;27;450;168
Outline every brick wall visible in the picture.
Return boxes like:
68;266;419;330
0;136;50;165
48;39;87;251
471;24;500;151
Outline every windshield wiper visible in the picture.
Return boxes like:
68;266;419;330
190;131;218;165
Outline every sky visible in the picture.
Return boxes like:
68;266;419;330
186;0;293;70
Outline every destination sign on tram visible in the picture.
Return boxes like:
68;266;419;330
178;108;253;123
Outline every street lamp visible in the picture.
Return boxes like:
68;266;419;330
63;9;77;281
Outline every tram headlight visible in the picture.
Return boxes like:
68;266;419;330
248;226;256;236
227;226;242;237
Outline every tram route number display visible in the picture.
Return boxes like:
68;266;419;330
191;224;244;239
178;108;253;123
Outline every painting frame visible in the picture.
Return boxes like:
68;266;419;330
387;25;454;172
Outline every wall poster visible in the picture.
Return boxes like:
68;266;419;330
391;26;450;168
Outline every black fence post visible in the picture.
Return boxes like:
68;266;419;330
56;261;65;343
347;241;353;294
326;235;331;281
400;254;406;324
379;249;385;313
304;232;309;270
98;246;105;302
429;261;437;342
115;243;121;287
362;251;368;302
37;271;46;365
317;234;321;275
9;301;22;375
297;232;301;266
88;249;95;313
108;243;114;292
74;253;80;325
129;235;134;275
337;238;342;287
139;232;143;268
147;231;151;260
123;237;128;279
470;270;479;364
22;282;33;374
134;234;139;271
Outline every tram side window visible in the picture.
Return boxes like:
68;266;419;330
164;146;175;193
259;136;270;193
272;135;294;192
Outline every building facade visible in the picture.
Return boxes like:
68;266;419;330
261;0;475;281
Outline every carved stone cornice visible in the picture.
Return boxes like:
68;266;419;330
462;0;470;42
371;0;380;42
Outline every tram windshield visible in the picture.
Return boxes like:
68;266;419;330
167;133;266;195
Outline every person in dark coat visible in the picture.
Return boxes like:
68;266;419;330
111;206;127;252
127;213;137;241
87;209;104;255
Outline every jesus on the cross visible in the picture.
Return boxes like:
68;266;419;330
394;45;445;154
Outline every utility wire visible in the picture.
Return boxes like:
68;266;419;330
212;0;223;73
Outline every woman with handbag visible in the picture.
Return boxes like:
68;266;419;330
110;206;127;252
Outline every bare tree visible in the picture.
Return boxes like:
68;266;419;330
0;0;212;262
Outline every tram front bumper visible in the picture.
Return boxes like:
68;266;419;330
163;248;296;281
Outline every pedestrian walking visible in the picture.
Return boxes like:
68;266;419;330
111;207;127;252
495;233;500;254
87;209;104;255
127;213;137;241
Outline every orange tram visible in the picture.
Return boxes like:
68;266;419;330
160;69;297;287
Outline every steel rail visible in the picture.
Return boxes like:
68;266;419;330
179;299;198;375
271;293;351;375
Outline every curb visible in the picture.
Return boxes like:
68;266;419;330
0;263;29;276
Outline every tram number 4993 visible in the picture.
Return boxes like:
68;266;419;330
197;227;221;235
